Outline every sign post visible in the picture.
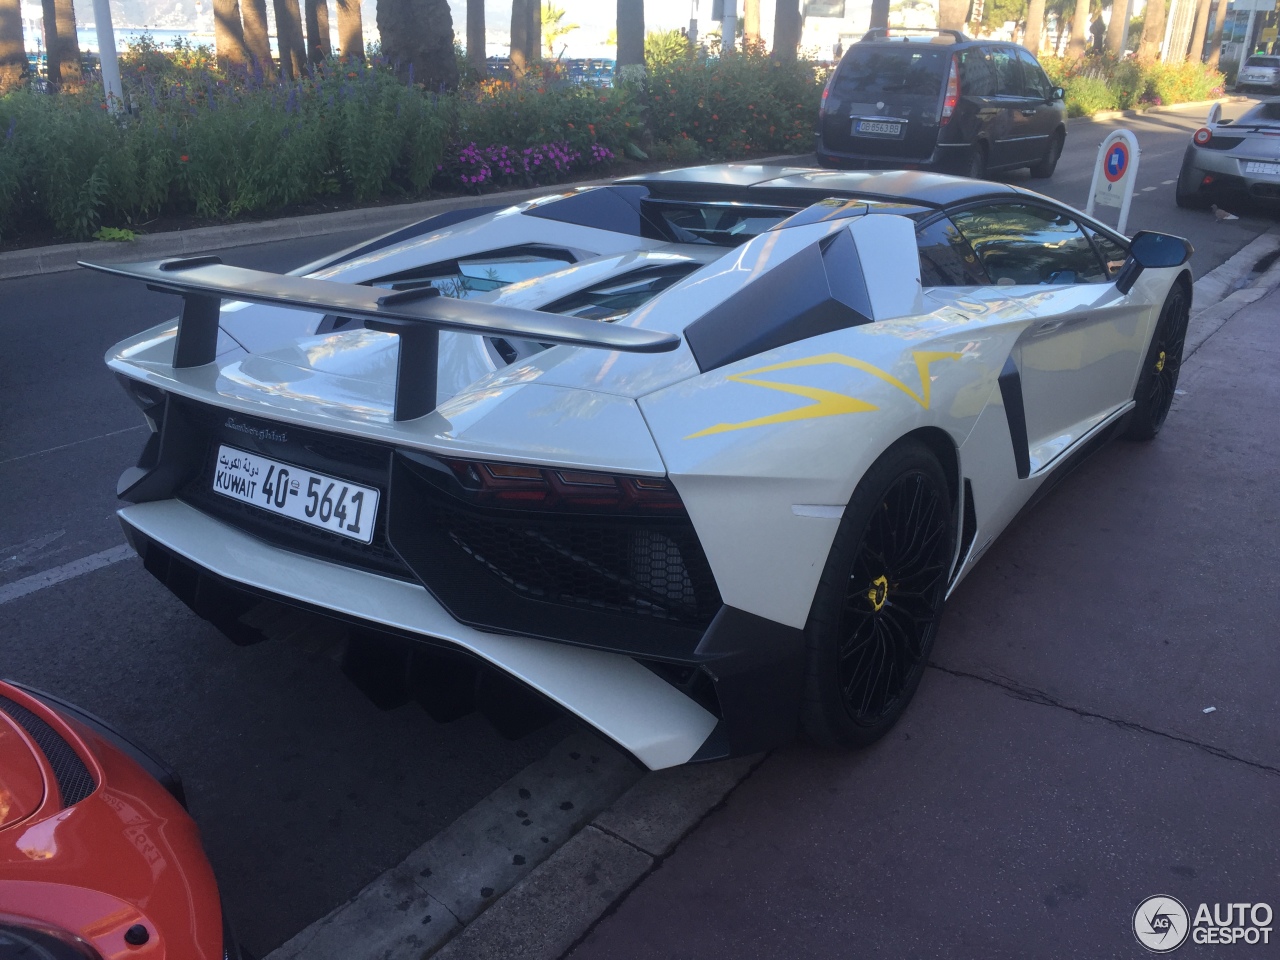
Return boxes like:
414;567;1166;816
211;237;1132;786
1085;128;1140;235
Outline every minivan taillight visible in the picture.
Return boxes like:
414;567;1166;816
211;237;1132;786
941;55;960;125
819;72;835;119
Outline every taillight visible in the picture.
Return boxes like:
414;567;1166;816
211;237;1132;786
819;73;834;119
941;55;960;126
439;458;685;514
1193;127;1212;146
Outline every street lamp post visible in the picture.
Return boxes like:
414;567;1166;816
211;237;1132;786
91;0;122;112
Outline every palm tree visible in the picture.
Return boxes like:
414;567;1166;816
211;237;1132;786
272;0;307;78
1067;0;1089;55
214;0;249;68
1138;0;1166;57
542;1;578;56
467;0;485;69
1024;0;1045;52
773;0;801;57
1105;0;1127;56
509;0;533;77
744;0;759;45
617;0;643;67
335;0;363;59
241;0;275;76
1187;0;1213;60
1206;0;1224;66
379;0;459;88
0;0;26;92
938;0;969;32
306;0;332;61
867;0;888;30
42;0;81;86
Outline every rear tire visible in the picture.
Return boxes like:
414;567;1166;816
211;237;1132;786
801;440;955;748
1125;281;1190;441
1174;151;1208;209
1029;130;1064;178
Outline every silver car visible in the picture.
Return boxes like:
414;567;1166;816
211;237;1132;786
1236;55;1280;93
1176;99;1280;207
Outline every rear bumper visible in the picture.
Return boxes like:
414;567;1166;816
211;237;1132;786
815;134;967;170
1182;147;1280;200
119;500;805;768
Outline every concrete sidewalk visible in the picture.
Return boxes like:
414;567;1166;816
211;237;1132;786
437;278;1280;959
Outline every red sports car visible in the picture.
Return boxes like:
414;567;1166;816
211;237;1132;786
0;680;236;959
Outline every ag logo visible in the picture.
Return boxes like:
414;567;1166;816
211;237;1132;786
1134;896;1190;953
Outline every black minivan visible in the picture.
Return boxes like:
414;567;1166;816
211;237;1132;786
816;29;1067;179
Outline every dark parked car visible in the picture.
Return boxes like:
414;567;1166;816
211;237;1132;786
816;28;1067;180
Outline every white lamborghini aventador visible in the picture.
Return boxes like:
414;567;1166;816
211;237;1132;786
91;163;1193;770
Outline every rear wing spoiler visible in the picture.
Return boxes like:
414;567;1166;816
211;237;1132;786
81;256;681;421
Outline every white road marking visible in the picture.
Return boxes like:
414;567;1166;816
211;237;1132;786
1163;179;1178;184
1142;186;1158;191
0;545;135;606
0;424;146;467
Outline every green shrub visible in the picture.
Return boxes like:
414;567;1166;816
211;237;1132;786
645;30;693;70
1064;76;1117;116
647;50;822;157
1039;54;1224;116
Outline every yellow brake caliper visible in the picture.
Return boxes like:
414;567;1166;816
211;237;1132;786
867;574;889;612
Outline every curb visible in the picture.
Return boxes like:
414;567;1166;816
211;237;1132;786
1075;95;1246;124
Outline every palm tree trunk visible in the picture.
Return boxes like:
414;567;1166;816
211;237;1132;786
43;0;80;86
1068;0;1089;55
1105;0;1128;56
773;0;802;56
214;0;249;68
241;0;274;75
335;0;363;59
1187;0;1213;60
272;0;307;78
868;0;889;30
510;0;529;76
378;0;458;88
305;0;331;61
938;0;968;32
1024;0;1045;53
1139;0;1167;58
0;0;26;92
617;0;643;67
1206;0;1224;66
467;0;485;68
744;0;759;44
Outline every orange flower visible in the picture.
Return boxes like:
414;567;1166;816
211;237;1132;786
180;154;190;162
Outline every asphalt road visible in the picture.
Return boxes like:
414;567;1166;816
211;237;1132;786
0;101;1275;955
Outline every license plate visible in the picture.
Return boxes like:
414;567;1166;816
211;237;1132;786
1245;161;1280;175
854;120;902;136
212;445;379;544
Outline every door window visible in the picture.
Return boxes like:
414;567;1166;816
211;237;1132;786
950;204;1108;285
916;217;989;286
958;48;996;98
1016;49;1052;100
988;47;1022;97
1088;230;1129;278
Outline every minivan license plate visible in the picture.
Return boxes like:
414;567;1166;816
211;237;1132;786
854;120;902;136
212;444;379;544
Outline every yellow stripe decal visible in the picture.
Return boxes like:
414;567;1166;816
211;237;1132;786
686;350;962;440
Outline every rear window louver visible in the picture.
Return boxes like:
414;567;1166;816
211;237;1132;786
0;695;97;807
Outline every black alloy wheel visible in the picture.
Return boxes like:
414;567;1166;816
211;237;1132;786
802;440;955;747
1125;282;1190;440
1030;130;1064;178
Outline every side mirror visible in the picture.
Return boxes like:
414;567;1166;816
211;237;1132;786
1050;86;1065;101
1115;231;1194;294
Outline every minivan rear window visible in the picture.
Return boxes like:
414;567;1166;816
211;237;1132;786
833;47;949;99
1245;56;1280;66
